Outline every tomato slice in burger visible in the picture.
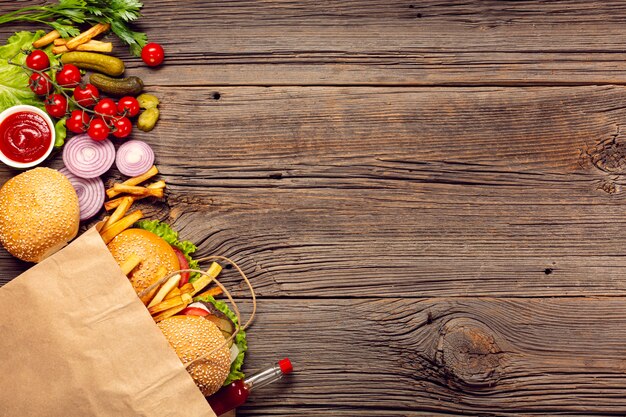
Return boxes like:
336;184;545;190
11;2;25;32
180;307;210;317
171;246;190;287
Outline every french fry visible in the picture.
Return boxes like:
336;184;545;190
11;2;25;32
179;282;195;295
196;286;224;299
53;38;67;46
106;166;159;199
139;266;168;305
100;209;144;244
66;23;110;50
148;274;182;308
104;182;164;210
153;303;189;322
191;262;222;296
53;40;113;54
119;254;142;276
102;196;133;230
33;30;60;48
111;184;163;198
164;286;181;300
148;293;192;316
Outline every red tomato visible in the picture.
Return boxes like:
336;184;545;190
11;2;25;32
117;96;140;117
141;42;164;67
28;72;52;95
25;50;50;71
180;307;210;317
87;117;110;141
94;98;117;121
44;94;68;118
73;84;99;107
66;110;90;133
112;117;132;138
55;64;82;87
171;246;190;287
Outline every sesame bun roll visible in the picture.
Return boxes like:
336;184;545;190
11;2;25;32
157;315;231;396
0;167;79;262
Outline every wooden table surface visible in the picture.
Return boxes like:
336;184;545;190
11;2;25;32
3;1;626;415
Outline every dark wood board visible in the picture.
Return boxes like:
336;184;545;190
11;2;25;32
1;1;626;416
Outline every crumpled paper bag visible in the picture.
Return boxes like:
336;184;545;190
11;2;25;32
0;227;216;417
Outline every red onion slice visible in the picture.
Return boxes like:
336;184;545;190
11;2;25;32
59;167;105;221
115;140;155;177
62;134;115;179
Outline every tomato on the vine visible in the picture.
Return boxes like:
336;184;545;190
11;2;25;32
28;72;53;95
94;98;117;121
25;50;50;71
117;96;140;117
112;117;132;138
73;84;99;107
44;94;68;118
141;42;165;67
56;64;82;87
87;117;110;141
66;110;90;133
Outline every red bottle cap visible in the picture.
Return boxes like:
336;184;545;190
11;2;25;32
278;358;293;374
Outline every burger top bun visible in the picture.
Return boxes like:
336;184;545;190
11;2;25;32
0;167;79;262
107;228;180;295
157;315;231;396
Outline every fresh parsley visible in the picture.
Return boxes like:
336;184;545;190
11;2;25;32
0;0;148;56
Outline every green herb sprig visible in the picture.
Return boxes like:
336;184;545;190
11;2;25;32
0;0;148;56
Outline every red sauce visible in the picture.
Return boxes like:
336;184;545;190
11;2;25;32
0;111;52;164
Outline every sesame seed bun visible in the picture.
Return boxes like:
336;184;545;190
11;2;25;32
157;315;231;396
107;228;180;295
0;167;79;262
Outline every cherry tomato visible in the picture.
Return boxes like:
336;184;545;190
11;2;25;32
55;64;82;87
44;94;68;118
66;110;90;133
117;96;140;117
141;42;164;67
28;72;52;95
112;117;132;139
94;98;117;121
25;50;50;71
73;83;99;107
87;117;110;141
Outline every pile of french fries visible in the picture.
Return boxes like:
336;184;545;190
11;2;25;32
98;166;223;322
33;23;113;54
99;165;164;244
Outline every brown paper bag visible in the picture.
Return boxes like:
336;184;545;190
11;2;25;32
0;227;216;417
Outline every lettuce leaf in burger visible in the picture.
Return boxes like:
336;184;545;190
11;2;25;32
134;219;247;386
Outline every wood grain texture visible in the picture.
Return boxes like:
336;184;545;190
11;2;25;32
6;1;626;86
239;297;626;415
3;86;626;298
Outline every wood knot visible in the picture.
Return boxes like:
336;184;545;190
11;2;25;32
436;318;503;388
585;128;626;175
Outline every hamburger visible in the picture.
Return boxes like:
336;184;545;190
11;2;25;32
107;219;247;395
0;167;79;262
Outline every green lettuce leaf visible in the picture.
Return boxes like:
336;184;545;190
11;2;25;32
54;117;67;148
134;219;200;280
194;295;247;385
0;31;59;113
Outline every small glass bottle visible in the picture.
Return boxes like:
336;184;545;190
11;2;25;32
207;358;293;416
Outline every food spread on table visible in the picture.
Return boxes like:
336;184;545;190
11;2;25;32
0;1;293;414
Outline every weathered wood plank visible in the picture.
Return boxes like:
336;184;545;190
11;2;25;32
237;297;626;415
6;1;626;85
1;86;626;298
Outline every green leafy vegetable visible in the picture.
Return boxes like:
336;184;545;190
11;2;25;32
0;1;148;56
135;219;200;280
0;31;59;112
195;295;248;385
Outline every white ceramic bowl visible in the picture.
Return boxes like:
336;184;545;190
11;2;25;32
0;105;55;169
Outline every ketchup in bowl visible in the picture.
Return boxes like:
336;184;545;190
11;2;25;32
0;105;54;168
